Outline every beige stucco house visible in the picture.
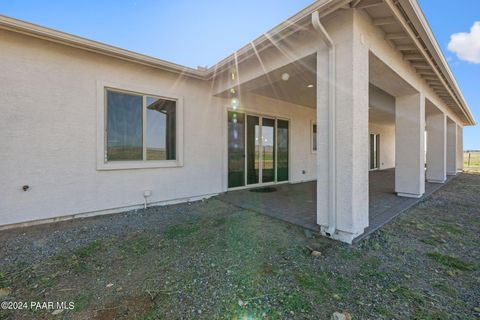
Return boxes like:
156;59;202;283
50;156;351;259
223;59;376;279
0;0;475;243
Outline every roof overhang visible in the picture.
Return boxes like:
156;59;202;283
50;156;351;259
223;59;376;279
0;0;475;125
351;0;475;126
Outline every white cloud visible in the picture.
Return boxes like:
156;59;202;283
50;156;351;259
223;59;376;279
447;21;480;64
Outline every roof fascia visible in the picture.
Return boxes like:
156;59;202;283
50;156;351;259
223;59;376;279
398;0;476;125
205;0;351;79
0;15;207;80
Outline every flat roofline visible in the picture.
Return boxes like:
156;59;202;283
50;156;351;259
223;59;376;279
0;15;206;79
0;0;475;125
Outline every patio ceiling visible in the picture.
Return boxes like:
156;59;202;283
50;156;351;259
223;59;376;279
216;54;317;109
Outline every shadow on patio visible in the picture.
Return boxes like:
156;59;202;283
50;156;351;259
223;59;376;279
217;169;455;241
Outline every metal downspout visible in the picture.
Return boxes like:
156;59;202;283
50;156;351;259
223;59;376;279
312;10;337;236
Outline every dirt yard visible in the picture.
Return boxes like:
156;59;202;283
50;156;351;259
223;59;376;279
0;169;479;319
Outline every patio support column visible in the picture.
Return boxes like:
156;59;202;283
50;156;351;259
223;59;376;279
457;125;464;172
426;111;447;183
447;119;457;175
395;93;425;198
316;10;369;243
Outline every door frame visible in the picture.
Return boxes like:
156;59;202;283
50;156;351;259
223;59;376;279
226;107;290;191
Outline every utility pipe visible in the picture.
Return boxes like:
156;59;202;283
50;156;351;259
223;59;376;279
311;10;337;236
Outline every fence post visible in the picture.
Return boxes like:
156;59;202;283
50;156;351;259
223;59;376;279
468;152;471;167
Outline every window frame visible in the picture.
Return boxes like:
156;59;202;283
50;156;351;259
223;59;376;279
96;81;183;170
311;120;317;154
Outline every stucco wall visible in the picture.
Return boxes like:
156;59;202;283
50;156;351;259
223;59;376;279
0;29;317;227
369;123;395;170
369;84;395;170
0;29;226;226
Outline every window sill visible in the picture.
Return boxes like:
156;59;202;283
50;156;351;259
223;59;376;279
97;160;182;171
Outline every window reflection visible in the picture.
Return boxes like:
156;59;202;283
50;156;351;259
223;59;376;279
106;90;176;162
106;91;143;161
146;97;176;160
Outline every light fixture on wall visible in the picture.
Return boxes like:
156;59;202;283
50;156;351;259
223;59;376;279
281;72;290;81
231;97;240;109
307;84;314;88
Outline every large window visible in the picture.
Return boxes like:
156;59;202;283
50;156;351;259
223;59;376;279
106;89;176;162
97;83;182;170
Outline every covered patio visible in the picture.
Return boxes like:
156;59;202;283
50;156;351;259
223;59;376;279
218;169;455;241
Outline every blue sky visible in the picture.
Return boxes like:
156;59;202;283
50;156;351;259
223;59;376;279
1;0;478;149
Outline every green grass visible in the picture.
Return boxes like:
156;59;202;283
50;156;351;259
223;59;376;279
75;240;102;258
163;223;201;240
294;272;332;303
433;282;457;298
435;223;463;235
120;234;153;256
426;252;476;271
283;293;312;313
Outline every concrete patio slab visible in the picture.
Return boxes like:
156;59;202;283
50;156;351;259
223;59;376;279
218;181;317;231
217;169;456;241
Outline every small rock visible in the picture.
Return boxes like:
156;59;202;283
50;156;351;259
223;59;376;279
238;300;244;307
333;293;341;300
331;311;352;320
0;288;11;298
311;250;322;257
52;309;64;316
106;283;114;288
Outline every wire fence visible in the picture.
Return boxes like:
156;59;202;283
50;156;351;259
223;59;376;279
464;151;480;169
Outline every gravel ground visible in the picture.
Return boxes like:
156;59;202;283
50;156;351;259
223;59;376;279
0;171;479;319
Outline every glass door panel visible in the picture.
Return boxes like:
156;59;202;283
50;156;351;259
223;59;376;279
375;134;380;169
369;133;379;170
369;134;375;170
277;120;289;181
262;118;275;183
228;111;245;188
247;115;260;185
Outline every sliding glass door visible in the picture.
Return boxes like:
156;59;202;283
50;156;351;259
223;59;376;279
262;118;275;183
369;133;380;170
228;111;288;188
227;112;245;188
277;120;289;182
246;115;260;185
